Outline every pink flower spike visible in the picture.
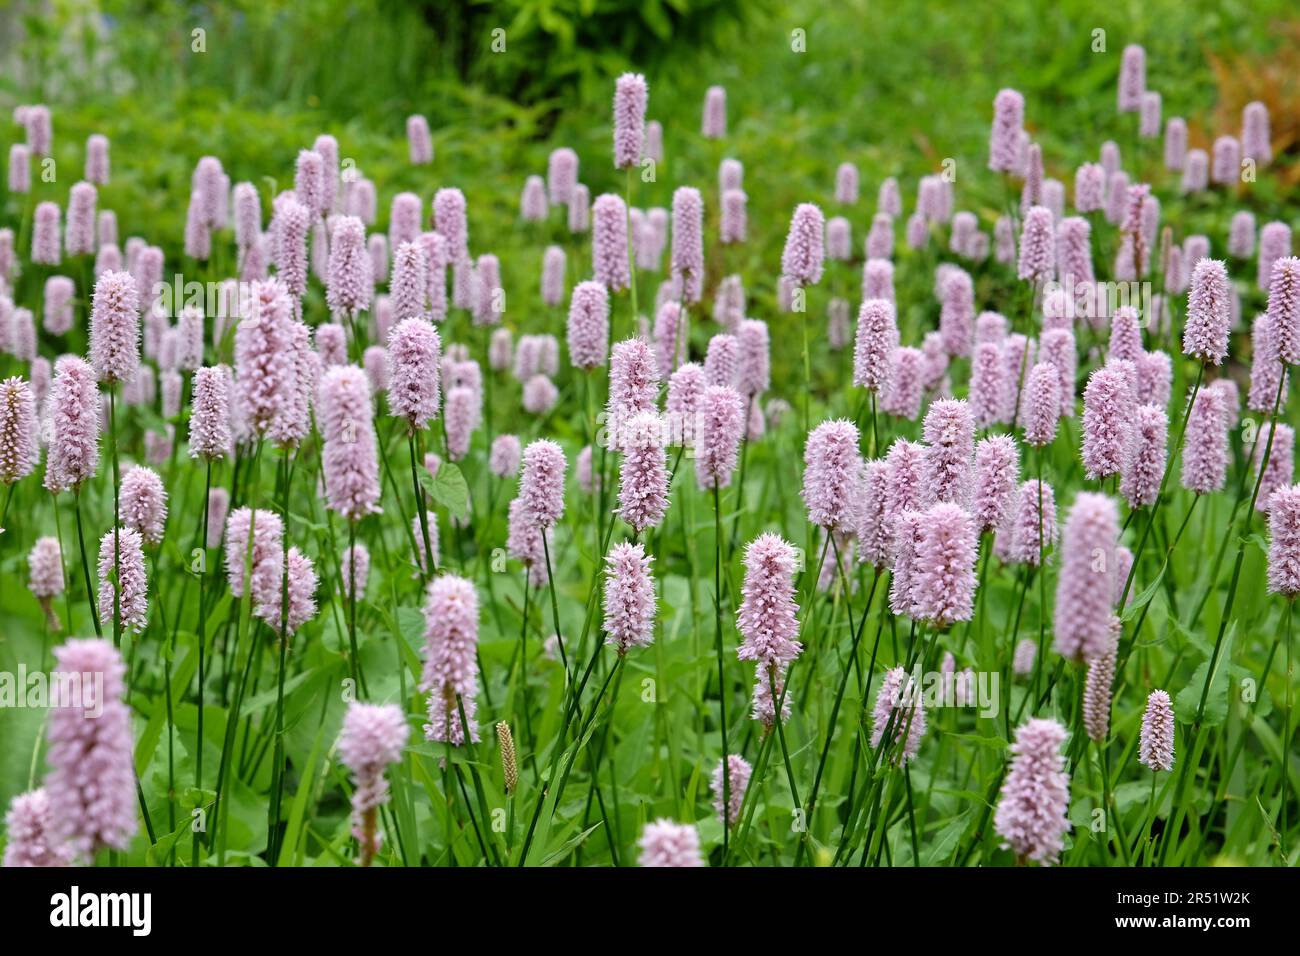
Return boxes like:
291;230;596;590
89;270;140;384
490;434;522;479
520;439;567;529
696;385;744;491
702;85;727;138
613;74;648;169
912;502;978;627
1267;257;1300;366
1267;483;1300;595
45;639;136;858
802;419;861;530
0;376;37;485
338;701;409;862
420;574;481;746
318;365;382;521
711;754;752;827
1081;365;1133;480
602;540;657;654
1010;478;1057;566
870;666;926;764
592;193;630;292
1022;361;1061;447
922;398;975;507
119;465;167;546
1252;422;1294;514
994;718;1071;865
617;411;669;533
2;788;74;867
1138;690;1176;771
853;298;899;394
43;356;100;493
253;546;318;635
386;318;442;427
1180;385;1228;495
855;459;893;568
1183;258;1232;365
988;89;1025;173
671;187;705;303
1054;492;1118;661
972;434;1020;533
637;820;704;867
781;203;825;287
97;526;148;633
567;280;610;370
1017;206;1055;283
1121;404;1168;508
736;533;802;670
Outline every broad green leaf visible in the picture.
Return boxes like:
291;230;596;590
419;461;470;521
1174;624;1236;727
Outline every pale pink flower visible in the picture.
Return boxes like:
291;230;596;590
1081;365;1133;480
855;459;893;567
1138;690;1176;771
1121;403;1168;508
1054;492;1118;661
520;439;566;529
1253;422;1294;514
45;639;136;858
2;788;73;867
736;533;801;670
994;718;1071;865
988;89;1024;173
567;280;610;370
592;193;630;292
1267;483;1300;595
338;702;409;862
1180;386;1228;495
880;346;924;419
602;541;657;653
318;365;382;521
711;754;752;827
613;74;648;169
939;268;975;357
912;502;977;627
420;574;481;746
972;435;1020;532
97;526;148;632
802;419;860;530
0;376;37;485
637;820;704;867
386;318;442;426
922;398;975;506
43;356;100;493
870;666;926;764
1164;117;1187;170
253;546;318;635
781;203;825;287
119;465;167;546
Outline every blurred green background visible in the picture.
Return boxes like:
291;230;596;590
1;0;1296;274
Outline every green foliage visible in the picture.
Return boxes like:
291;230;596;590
0;0;1297;870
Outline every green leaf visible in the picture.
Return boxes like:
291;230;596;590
1121;563;1166;621
1174;624;1235;727
922;811;970;865
419;462;470;521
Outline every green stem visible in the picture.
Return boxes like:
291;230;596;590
712;484;730;860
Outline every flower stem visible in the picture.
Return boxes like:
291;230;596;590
72;488;102;637
192;459;212;867
712;484;730;859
